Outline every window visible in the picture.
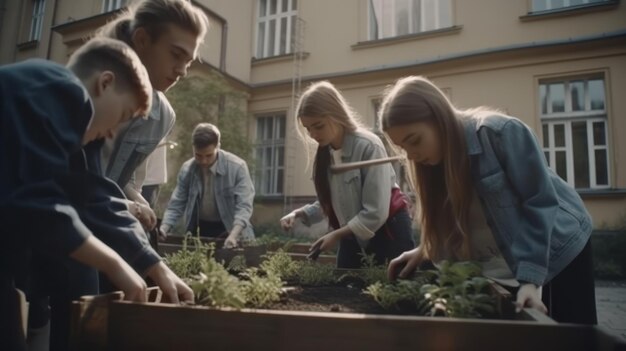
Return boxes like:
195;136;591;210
531;0;610;12
102;0;126;13
255;0;298;58
29;0;45;41
255;114;286;195
540;76;609;189
369;0;452;40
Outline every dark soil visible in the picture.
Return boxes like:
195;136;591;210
265;285;388;314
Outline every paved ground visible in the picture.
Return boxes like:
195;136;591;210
596;280;626;341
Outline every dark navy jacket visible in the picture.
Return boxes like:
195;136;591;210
0;59;159;273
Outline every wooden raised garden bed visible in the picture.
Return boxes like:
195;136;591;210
69;286;625;351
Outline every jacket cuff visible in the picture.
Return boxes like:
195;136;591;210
129;245;162;276
515;261;547;286
347;217;375;241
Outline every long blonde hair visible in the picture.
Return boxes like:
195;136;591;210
380;76;472;262
97;0;209;46
294;81;363;222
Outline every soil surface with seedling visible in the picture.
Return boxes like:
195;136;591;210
266;284;388;314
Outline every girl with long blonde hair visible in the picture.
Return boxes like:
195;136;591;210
280;81;415;268
380;76;596;324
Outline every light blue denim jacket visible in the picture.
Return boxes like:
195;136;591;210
466;114;592;286
161;150;255;241
300;129;397;243
104;91;175;188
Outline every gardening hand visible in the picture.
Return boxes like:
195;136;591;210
105;260;148;302
280;211;299;232
515;283;547;314
388;247;424;281
311;232;340;253
132;201;157;230
158;225;169;242
224;234;238;249
146;261;194;304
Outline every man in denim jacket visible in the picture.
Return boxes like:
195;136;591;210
160;123;255;248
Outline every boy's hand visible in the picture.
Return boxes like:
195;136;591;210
280;211;298;232
104;259;148;302
146;261;194;304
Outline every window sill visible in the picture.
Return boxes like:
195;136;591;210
251;52;310;66
352;25;463;50
17;40;39;50
578;188;626;199
520;0;619;21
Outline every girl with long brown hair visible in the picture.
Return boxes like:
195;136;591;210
381;76;596;324
280;81;415;268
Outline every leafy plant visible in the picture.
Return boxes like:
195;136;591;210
260;249;300;281
226;254;248;273
295;261;336;286
240;268;284;308
164;235;213;279
365;261;497;318
189;257;247;309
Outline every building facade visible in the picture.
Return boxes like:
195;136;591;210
1;0;625;231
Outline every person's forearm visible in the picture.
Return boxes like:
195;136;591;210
229;224;244;238
123;184;149;205
69;235;124;274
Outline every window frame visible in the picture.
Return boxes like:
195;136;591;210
540;75;610;190
255;0;298;59
530;0;611;12
29;0;46;42
368;0;453;41
254;113;287;196
102;0;126;13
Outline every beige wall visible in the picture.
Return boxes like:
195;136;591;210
1;0;624;229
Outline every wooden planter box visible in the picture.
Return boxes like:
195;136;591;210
70;287;625;351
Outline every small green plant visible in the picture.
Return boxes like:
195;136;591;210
164;235;213;279
227;255;248;273
295;261;336;286
189;258;247;309
240;268;284;308
365;261;497;318
358;253;389;286
260;249;300;281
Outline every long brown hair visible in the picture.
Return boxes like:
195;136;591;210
294;81;362;221
380;76;472;262
97;0;209;46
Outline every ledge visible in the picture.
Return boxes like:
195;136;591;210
251;52;310;66
519;0;619;21
17;40;39;50
352;25;463;50
578;188;626;199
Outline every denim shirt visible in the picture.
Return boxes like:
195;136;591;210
104;91;175;188
300;129;397;243
161;150;255;241
465;114;592;286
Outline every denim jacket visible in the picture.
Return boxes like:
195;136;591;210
104;91;175;188
161;150;255;241
465;114;592;286
300;129;397;243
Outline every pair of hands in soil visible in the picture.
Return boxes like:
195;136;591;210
388;247;548;315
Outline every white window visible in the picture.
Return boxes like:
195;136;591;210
29;0;45;41
255;114;286;195
369;0;452;40
255;0;298;58
102;0;126;13
532;0;610;12
540;77;610;189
